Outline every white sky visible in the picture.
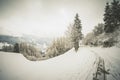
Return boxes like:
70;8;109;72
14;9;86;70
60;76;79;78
0;0;112;38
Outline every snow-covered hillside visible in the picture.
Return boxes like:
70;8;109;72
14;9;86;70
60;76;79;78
0;47;120;80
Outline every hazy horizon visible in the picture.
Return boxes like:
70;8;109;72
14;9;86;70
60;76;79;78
0;0;113;38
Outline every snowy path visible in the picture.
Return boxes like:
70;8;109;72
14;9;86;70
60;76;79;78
89;47;120;80
0;47;120;80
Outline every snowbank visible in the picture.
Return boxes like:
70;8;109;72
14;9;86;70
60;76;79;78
0;47;120;80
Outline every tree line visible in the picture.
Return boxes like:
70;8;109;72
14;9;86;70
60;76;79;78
46;13;83;58
83;0;120;47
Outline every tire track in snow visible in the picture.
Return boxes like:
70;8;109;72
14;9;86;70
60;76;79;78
90;48;120;80
89;50;110;80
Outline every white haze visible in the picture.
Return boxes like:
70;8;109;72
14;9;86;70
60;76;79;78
0;0;113;38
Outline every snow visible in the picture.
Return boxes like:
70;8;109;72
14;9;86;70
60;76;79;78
0;42;12;49
0;47;120;80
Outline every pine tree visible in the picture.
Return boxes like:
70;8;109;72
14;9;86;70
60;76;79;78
93;23;104;35
104;2;112;33
14;43;20;53
71;13;82;51
111;0;120;30
119;3;120;26
104;0;120;33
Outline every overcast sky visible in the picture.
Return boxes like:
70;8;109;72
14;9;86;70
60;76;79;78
0;0;113;38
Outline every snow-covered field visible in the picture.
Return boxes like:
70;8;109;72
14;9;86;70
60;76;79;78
0;47;120;80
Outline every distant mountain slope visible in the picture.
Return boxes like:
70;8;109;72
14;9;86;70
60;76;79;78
0;35;52;45
0;35;20;44
0;47;120;80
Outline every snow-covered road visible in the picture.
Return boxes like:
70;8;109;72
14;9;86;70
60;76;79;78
0;47;120;80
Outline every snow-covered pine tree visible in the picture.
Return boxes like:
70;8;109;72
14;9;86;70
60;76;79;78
104;2;112;33
104;0;120;33
111;0;120;30
71;13;82;51
14;43;20;53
